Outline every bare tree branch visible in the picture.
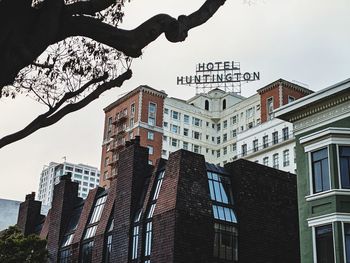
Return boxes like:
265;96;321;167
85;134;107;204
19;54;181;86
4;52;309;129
0;70;132;149
59;0;226;57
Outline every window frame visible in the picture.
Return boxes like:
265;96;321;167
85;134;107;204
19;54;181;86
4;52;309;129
309;147;331;194
337;145;350;189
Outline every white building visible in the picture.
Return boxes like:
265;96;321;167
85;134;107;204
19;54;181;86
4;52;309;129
37;162;100;206
161;79;312;173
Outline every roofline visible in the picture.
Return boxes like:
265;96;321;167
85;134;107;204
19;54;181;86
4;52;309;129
275;78;350;121
257;78;314;95
104;85;167;112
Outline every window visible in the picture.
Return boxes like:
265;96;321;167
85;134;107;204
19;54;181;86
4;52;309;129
242;144;247;157
288;96;295;103
315;225;334;263
183;142;188;150
104;219;114;263
163;122;168;128
282;127;289;141
263;135;269;148
172;110;179;120
205;100;209;110
223;120;228;129
267;97;274;120
246;107;253;118
272;132;278;144
231;129;237;138
75;168;83;173
253;140;258;152
147;146;154;155
223;99;226;110
148;103;156;126
207;172;238;261
256;104;260;110
131;212;141;260
223;133;227;143
163;135;167;142
59;248;72;263
171;124;179;134
162;150;167;156
213;223;238;261
273;154;279;169
193;145;200;153
217;123;221;131
223;147;227;155
232;143;237;152
339;146;350;188
147;131;154;140
311;148;330;193
164;108;169;114
131;103;135;115
217;150;221;158
183;128;189;136
231;116;237;125
283;150;290;167
263;157;269;166
81;241;93;263
193;117;202;127
171;138;178;147
184;115;190;124
217;137;221;145
193;131;200;140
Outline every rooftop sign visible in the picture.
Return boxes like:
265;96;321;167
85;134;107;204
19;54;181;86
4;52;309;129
176;61;260;94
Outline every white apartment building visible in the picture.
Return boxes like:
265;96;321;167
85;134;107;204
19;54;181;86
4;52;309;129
37;161;100;206
161;79;312;173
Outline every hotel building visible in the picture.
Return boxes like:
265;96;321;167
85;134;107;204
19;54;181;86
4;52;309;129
100;79;313;187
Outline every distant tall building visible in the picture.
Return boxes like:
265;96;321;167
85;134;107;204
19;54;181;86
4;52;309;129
100;79;312;187
37;162;100;206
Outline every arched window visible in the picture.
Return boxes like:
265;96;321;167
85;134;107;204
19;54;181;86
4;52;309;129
205;100;209;110
223;99;226;110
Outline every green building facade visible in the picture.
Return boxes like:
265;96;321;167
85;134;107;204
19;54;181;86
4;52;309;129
276;79;350;263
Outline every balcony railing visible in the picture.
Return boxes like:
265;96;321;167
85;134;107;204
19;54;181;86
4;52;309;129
112;112;128;125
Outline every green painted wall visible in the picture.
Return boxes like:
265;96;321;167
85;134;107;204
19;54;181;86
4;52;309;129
295;116;350;263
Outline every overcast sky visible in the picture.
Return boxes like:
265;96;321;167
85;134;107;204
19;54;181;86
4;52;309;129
1;0;350;201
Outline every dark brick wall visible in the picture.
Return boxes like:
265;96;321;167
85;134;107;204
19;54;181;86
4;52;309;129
47;174;79;263
17;192;43;236
71;187;102;262
150;150;214;263
225;159;300;263
92;181;118;263
111;138;150;262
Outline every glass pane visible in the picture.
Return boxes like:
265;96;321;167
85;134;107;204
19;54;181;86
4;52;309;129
313;162;323;193
321;159;330;191
341;157;350;188
217;206;225;221
316;225;334;263
312;148;328;162
340;146;350;157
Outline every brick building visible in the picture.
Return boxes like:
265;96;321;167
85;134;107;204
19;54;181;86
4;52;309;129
18;137;300;263
100;79;312;189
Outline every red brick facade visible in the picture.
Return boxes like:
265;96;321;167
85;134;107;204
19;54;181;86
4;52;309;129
100;86;166;188
258;79;313;123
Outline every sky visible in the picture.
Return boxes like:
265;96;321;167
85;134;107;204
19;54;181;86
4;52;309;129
1;0;350;201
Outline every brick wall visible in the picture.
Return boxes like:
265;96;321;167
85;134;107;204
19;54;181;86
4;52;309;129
110;138;150;262
225;159;300;263
17;192;43;236
150;150;214;263
46;174;79;263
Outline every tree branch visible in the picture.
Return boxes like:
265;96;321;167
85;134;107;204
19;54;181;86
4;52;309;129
0;70;132;149
59;0;226;57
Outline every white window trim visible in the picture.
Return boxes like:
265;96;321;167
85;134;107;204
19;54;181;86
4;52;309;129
337;144;350;190
306;189;350;202
307;146;332;196
311;222;337;263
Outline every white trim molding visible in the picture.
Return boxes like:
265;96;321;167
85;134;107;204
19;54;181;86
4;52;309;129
306;189;350;202
308;213;350;227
